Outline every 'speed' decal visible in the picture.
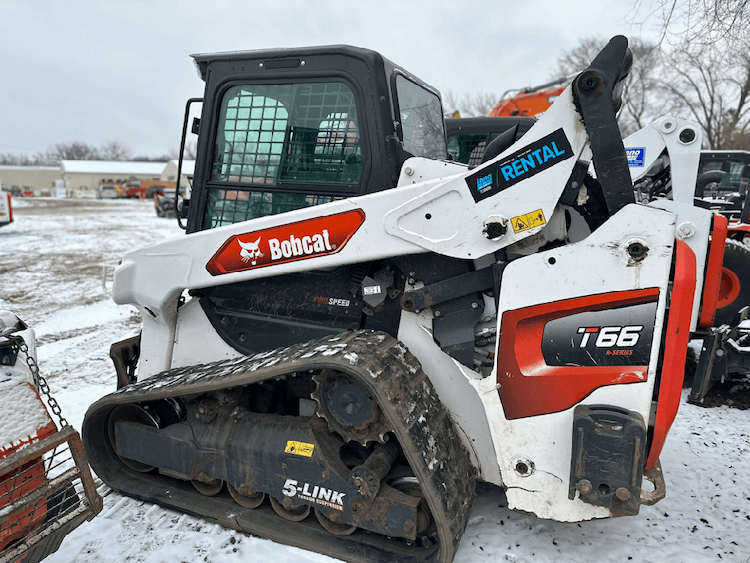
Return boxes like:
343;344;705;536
465;128;573;203
206;209;365;275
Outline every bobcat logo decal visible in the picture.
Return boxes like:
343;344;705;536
238;237;263;265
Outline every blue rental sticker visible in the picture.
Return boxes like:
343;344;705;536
626;148;645;167
465;128;573;203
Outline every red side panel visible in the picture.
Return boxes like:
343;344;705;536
698;213;728;328
496;288;660;420
646;240;697;469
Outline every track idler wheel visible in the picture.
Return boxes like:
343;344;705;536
107;399;185;473
392;476;433;535
107;404;158;473
270;496;311;522
227;484;265;509
312;369;391;445
315;508;356;536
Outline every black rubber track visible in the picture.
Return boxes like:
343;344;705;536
82;330;477;563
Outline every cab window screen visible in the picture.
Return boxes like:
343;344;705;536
395;76;446;160
206;82;361;228
211;83;361;186
447;133;490;166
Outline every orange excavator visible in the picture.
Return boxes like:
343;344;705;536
489;77;570;118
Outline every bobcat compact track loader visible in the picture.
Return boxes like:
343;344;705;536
82;36;724;563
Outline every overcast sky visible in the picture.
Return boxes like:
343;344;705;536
1;0;662;159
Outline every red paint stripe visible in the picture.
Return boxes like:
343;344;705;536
698;213;727;328
646;240;697;469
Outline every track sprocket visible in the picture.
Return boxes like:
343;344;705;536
312;369;391;445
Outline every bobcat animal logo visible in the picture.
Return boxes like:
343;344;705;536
239;237;263;265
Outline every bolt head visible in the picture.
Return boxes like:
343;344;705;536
615;487;631;501
576;479;593;495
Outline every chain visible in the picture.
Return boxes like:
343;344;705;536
9;335;69;428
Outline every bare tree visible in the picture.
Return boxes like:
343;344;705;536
443;90;500;118
45;141;101;163
633;0;750;50
2;141;173;165
183;140;197;160
99;141;132;161
659;40;750;147
0;153;51;166
555;37;603;77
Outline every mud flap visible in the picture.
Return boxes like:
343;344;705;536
110;334;141;389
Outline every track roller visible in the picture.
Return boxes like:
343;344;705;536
270;496;311;522
315;508;357;536
227;484;265;508
192;478;223;496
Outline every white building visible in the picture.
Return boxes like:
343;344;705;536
61;160;168;198
0;165;61;196
161;159;195;185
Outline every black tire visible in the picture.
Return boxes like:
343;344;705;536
713;239;750;327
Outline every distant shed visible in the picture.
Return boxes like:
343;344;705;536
0;165;61;196
161;159;195;185
61;160;167;198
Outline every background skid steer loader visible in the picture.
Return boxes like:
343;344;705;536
82;36;721;563
0;312;101;563
620;121;750;403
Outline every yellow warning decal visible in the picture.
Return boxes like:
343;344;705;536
511;209;546;234
285;440;315;457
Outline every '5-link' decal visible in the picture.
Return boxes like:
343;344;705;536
282;478;346;511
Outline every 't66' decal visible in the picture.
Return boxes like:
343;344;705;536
577;325;644;348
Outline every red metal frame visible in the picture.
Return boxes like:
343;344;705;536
0;383;57;552
646;240;697;469
698;213;728;328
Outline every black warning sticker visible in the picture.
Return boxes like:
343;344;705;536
465;128;574;203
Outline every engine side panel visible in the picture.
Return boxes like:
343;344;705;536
480;204;677;522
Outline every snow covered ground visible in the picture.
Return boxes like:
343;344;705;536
1;197;749;563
